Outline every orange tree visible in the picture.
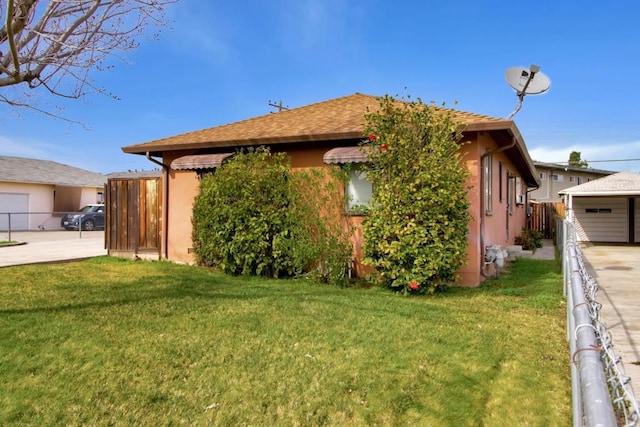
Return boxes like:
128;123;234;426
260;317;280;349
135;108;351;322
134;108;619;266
361;95;470;294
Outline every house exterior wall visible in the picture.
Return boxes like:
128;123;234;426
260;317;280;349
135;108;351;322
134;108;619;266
0;182;54;230
458;136;481;285
456;133;528;284
165;159;200;264
78;187;103;208
160;133;531;286
530;165;611;202
0;182;103;231
54;186;83;212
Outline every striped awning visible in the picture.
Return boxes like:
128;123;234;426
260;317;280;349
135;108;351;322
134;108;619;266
323;146;369;164
170;153;234;170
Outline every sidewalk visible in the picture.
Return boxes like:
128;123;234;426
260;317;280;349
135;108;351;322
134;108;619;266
0;231;107;267
531;239;556;260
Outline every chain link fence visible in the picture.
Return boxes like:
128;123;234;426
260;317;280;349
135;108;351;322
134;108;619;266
563;220;640;426
1;211;104;242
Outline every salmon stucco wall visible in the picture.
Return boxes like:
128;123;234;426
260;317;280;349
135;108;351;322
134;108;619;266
460;132;529;284
166;165;200;264
436;132;529;286
162;134;531;286
457;136;482;286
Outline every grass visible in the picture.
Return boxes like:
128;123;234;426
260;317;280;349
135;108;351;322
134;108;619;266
0;257;570;426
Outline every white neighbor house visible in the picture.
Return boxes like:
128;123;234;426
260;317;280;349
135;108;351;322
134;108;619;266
561;172;640;243
0;155;106;231
530;161;614;202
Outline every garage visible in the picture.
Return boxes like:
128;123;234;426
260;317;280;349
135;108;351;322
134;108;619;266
573;197;628;242
0;193;29;231
561;172;640;244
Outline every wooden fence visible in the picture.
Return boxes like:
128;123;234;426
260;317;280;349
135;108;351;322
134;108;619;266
528;201;565;239
106;177;162;259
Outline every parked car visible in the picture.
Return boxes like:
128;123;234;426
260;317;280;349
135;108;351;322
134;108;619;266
61;204;105;231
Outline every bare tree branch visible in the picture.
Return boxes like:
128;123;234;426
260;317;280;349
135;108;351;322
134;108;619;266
0;0;176;113
0;89;88;127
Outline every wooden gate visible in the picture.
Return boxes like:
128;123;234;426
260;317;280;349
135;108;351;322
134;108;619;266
106;177;162;259
528;201;564;239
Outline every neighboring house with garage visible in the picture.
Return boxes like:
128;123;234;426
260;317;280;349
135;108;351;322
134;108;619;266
0;155;106;231
530;161;614;202
561;171;640;243
120;93;540;286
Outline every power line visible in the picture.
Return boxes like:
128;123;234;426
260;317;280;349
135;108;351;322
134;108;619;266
268;100;289;112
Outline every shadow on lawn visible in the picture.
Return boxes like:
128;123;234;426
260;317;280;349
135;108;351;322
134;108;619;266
0;258;563;316
0;273;276;315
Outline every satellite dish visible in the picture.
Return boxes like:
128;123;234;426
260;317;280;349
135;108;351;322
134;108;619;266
505;66;551;95
505;65;551;119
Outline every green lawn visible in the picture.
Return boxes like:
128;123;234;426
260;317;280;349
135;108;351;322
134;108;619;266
0;257;570;426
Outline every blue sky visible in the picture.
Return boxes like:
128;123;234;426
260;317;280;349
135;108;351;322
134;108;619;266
2;0;640;174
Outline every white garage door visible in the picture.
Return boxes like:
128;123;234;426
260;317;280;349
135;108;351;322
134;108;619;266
573;197;628;243
0;193;29;231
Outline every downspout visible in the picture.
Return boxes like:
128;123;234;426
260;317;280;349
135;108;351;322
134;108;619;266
146;152;169;260
480;136;517;277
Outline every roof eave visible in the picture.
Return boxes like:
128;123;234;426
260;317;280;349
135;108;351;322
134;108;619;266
122;131;364;155
464;120;540;187
560;191;640;196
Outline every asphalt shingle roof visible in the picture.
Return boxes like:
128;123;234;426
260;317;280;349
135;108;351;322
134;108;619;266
0;155;106;187
122;93;511;154
560;172;640;195
106;170;162;179
533;161;615;176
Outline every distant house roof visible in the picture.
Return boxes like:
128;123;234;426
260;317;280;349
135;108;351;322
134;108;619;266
0;155;106;187
106;170;163;179
533;161;615;176
122;92;539;186
559;172;640;196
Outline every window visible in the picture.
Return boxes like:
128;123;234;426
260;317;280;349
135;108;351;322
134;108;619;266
498;161;503;203
507;172;514;215
515;176;523;205
539;172;547;181
97;191;104;203
551;174;564;182
577;177;583;184
586;208;612;214
483;154;493;215
346;167;372;212
197;169;216;180
569;176;575;183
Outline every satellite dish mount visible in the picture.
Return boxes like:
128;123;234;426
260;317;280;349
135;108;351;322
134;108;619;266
505;64;551;119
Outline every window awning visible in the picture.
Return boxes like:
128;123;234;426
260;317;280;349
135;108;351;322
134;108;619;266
323;146;369;164
170;153;234;170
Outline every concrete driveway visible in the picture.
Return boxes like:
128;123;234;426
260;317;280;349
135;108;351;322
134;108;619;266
580;244;640;396
0;231;107;267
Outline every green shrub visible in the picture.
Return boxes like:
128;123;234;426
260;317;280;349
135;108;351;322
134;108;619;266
515;229;544;251
361;95;470;294
192;147;352;285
